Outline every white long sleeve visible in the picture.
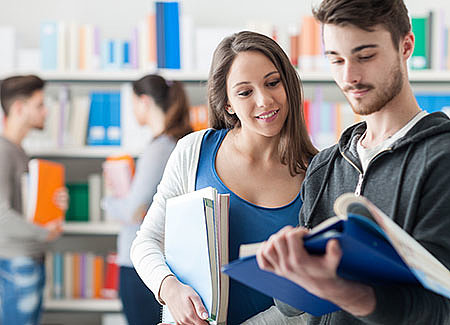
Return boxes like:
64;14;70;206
130;130;207;299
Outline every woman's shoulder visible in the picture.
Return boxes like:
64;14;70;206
177;129;210;147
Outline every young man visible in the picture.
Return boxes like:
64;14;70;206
0;75;65;325
256;0;450;324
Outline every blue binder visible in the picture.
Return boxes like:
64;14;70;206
222;214;418;316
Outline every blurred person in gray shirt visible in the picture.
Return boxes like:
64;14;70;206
0;75;67;325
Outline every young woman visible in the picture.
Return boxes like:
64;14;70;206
131;31;317;325
102;74;192;325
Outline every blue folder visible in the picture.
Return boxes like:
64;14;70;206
222;214;418;316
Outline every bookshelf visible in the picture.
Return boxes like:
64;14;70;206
44;298;122;312
2;1;450;324
26;146;141;158
63;222;121;235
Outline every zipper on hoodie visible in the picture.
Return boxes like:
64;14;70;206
340;147;393;196
355;173;364;196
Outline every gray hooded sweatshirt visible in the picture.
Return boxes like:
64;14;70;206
277;112;450;325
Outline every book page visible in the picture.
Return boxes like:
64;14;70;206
334;193;450;298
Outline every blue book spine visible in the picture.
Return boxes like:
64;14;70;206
114;40;122;69
163;2;181;69
87;92;106;146
53;252;64;299
101;39;109;69
41;22;58;70
106;92;121;146
156;2;166;68
122;41;130;67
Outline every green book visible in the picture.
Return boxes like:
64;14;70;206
66;183;89;222
410;15;430;70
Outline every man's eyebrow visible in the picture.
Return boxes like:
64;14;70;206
324;44;378;56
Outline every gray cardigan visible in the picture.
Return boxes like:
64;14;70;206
277;112;450;325
0;136;49;258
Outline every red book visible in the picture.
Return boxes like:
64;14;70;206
102;253;119;299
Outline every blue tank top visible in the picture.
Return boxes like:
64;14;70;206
195;128;302;324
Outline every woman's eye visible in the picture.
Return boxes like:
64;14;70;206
267;79;280;87
238;90;252;97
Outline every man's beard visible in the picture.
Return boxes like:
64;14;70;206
343;63;404;116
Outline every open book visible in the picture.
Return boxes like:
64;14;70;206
222;193;450;316
24;159;65;225
164;187;230;325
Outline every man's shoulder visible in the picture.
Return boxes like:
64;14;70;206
308;144;340;172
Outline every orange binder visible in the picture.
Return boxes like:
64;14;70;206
27;159;65;226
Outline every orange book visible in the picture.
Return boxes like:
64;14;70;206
103;155;135;198
148;13;157;66
26;159;65;226
298;16;321;70
78;25;86;70
189;105;209;131
93;255;105;299
72;253;81;299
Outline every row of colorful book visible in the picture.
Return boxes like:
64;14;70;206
21;84;208;152
287;11;450;71
45;251;119;300
40;1;181;71
304;91;450;149
3;8;450;75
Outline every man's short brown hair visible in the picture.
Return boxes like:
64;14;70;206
313;0;411;50
0;75;45;116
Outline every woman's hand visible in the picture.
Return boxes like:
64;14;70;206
160;275;210;325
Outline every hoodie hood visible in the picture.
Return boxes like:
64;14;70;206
339;112;450;152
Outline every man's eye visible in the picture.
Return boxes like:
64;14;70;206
359;54;375;61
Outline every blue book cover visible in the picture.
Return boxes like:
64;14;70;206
122;41;130;67
53;252;64;299
40;22;58;70
105;92;121;146
222;214;417;316
87;92;106;146
415;93;450;114
163;1;181;69
156;2;166;68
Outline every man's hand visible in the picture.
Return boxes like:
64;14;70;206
53;187;69;211
44;219;63;242
256;225;376;316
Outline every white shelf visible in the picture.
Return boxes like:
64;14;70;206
63;222;121;235
5;69;450;83
26;146;142;158
0;70;208;82
44;298;122;312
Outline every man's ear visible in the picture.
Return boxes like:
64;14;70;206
401;31;415;61
8;99;24;118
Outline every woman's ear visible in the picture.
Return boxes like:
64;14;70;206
225;104;234;114
140;94;153;109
